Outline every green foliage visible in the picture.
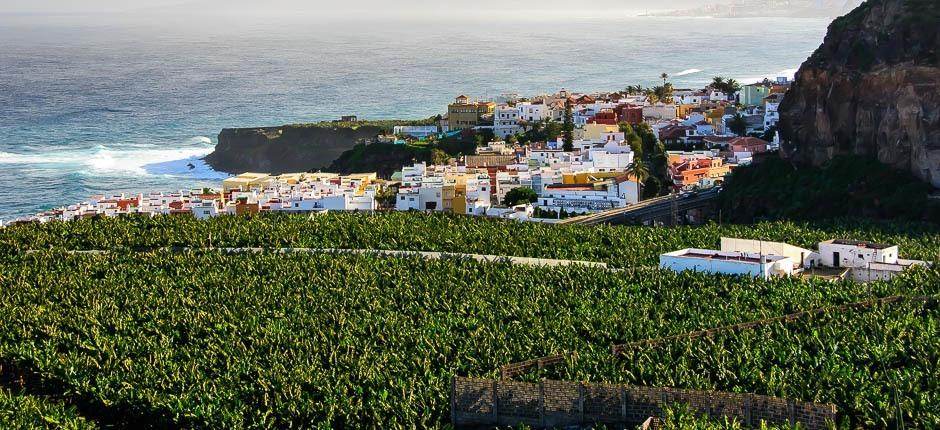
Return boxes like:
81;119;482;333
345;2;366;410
1;251;938;428
2;213;939;267
761;125;778;142
719;155;940;223
518;119;562;145
328;143;425;177
728;114;748;136
502;187;538;207
660;403;798;429
0;389;97;430
0;214;938;427
547;296;940;428
563;99;574;151
329;135;476;177
289;118;437;133
627;158;650;200
710;77;741;99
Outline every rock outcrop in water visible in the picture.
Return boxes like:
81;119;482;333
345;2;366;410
779;0;940;188
204;125;386;174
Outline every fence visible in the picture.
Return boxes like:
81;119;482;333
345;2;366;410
451;377;836;430
500;353;574;380
611;295;937;356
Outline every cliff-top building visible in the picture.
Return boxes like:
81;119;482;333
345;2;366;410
448;95;495;131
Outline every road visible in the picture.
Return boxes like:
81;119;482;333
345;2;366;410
560;188;721;226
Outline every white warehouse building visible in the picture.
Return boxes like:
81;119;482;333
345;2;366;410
660;248;795;280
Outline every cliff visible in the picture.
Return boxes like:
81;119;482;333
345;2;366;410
778;0;940;188
205;125;386;174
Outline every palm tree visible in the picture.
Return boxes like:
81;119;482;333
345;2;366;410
724;78;741;99
660;73;669;86
711;76;726;90
626;158;650;202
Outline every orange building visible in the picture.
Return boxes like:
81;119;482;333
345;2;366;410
670;157;732;189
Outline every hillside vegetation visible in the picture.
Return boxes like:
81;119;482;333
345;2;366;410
2;212;938;266
0;213;938;428
720;155;940;223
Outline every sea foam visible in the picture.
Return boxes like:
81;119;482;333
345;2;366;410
673;69;703;77
0;137;227;180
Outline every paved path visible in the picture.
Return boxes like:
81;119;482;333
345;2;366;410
26;247;610;269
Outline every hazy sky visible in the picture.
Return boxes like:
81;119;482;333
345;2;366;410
1;0;704;16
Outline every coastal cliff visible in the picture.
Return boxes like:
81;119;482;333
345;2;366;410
778;0;940;188
204;125;386;174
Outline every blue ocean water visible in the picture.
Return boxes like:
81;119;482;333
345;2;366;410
0;16;829;220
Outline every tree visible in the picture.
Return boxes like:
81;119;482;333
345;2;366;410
724;78;741;100
634;122;659;157
660;72;669;86
626;158;650;202
625;127;644;159
562;98;574;152
728;113;748;136
710;76;741;100
430;148;450;165
503;187;538;207
652;83;674;104
618;122;635;134
761;125;778;142
711;76;726;90
624;84;644;94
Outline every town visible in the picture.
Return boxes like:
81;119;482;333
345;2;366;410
3;75;787;227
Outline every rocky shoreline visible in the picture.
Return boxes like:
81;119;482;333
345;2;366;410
203;125;388;175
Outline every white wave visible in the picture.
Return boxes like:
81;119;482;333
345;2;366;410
735;68;800;85
673;68;703;77
0;136;228;179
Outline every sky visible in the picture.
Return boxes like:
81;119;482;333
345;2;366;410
0;0;705;17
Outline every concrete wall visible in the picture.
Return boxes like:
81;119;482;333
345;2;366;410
452;377;836;430
818;242;899;268
661;253;761;278
720;238;817;268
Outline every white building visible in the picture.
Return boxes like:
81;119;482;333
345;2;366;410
536;177;638;214
660;248;795;280
817;239;932;282
643;103;677;120
494;105;523;139
673;90;709;105
394;163;492;214
818;239;900;269
764;96;782;130
720;237;820;269
517;102;549;122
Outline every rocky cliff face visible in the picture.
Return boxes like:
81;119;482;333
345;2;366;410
204;125;386;174
779;0;940;188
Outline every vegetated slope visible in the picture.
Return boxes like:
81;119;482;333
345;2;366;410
545;299;940;428
2;212;939;266
0;388;97;429
0;251;937;428
719;155;940;223
206;125;389;174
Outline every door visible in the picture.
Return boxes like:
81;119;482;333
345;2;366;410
833;252;840;268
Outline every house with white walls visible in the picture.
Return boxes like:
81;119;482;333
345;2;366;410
660;248;795;280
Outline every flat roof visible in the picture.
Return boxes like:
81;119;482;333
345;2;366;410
667;248;788;264
829;239;894;250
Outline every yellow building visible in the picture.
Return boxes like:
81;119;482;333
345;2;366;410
223;172;272;191
676;103;695;119
582;123;620;141
447;95;495;131
562;171;625;185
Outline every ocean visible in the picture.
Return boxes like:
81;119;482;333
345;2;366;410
0;15;829;221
